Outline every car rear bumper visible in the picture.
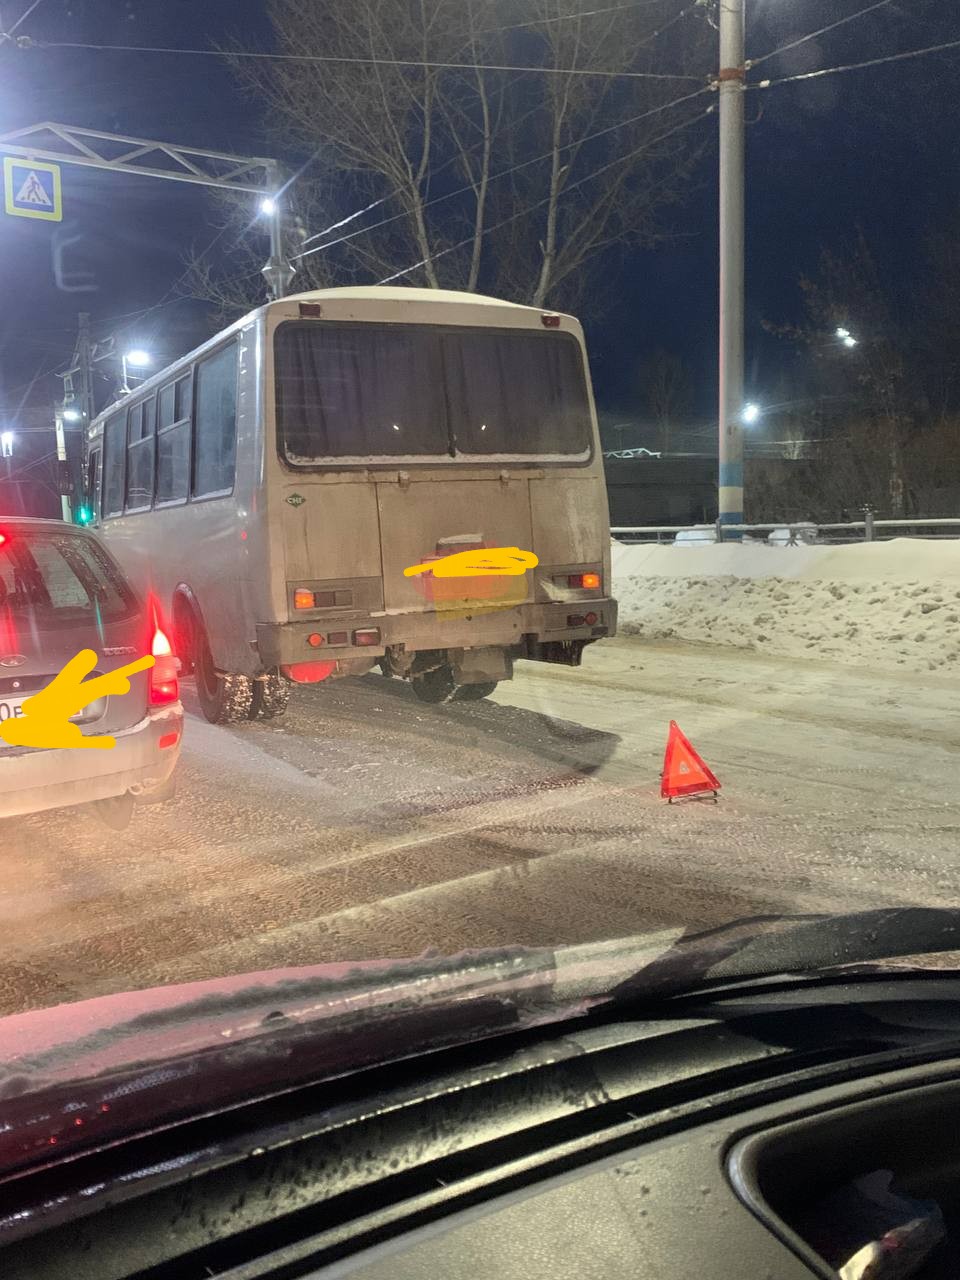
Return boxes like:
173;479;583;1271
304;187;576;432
256;598;619;667
0;706;183;820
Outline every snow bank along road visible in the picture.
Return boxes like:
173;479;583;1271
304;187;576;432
2;632;958;1016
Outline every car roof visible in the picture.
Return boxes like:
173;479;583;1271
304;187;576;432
0;516;92;535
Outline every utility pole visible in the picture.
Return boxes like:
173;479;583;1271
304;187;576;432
57;311;99;520
717;0;746;533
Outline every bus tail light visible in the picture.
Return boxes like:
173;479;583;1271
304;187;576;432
294;587;315;609
353;628;381;646
307;633;325;648
568;572;601;590
149;625;180;706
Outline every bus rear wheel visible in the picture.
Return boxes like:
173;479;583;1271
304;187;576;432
194;624;254;725
249;673;291;720
411;662;457;704
455;681;498;701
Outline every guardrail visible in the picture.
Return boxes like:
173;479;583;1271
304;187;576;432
611;517;960;545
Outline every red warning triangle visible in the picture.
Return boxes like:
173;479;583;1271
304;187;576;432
661;721;721;801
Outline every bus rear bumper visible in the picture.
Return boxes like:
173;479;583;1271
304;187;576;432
256;598;618;670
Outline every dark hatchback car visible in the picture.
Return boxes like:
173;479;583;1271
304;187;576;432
0;517;182;827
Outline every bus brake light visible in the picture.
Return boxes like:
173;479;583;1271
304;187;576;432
294;587;315;609
568;572;601;590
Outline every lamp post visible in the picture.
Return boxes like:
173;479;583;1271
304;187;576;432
121;348;152;395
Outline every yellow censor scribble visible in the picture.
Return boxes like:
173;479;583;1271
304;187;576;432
403;547;538;578
0;649;154;751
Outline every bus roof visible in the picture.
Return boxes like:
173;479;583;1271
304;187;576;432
281;286;535;311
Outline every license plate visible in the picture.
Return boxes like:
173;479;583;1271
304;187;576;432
0;697;26;723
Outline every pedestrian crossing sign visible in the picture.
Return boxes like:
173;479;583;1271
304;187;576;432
3;156;62;221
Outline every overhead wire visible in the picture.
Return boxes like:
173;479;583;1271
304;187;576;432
296;83;713;264
752;35;960;88
32;38;704;82
749;0;895;69
377;101;714;284
3;0;44;38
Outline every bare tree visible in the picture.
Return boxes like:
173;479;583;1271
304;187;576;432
638;346;690;452
187;0;711;318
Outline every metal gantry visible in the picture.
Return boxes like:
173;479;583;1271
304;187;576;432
0;121;295;297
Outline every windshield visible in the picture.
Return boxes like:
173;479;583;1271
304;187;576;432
275;323;592;462
2;0;959;1172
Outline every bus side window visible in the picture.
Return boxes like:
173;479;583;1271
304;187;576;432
87;448;101;523
193;341;238;498
102;413;126;519
156;375;191;505
125;395;156;511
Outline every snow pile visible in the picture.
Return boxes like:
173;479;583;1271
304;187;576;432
612;539;960;673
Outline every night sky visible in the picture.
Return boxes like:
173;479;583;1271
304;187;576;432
1;0;958;425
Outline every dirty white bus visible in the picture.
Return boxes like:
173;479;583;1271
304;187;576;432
83;287;617;724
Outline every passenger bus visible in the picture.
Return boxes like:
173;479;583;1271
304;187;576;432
83;287;617;724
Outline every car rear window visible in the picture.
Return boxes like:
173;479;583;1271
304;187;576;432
0;531;139;631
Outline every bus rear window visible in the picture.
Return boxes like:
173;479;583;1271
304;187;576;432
443;330;591;456
275;323;592;463
276;324;447;460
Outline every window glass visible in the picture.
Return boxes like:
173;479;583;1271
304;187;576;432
275;324;445;460
158;382;176;430
125;396;155;509
0;532;138;629
156;423;190;504
443;332;591;456
102;412;126;517
193;344;237;496
86;449;101;522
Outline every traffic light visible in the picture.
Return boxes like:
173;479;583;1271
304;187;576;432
75;505;93;525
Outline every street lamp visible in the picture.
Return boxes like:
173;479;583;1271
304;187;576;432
259;195;277;217
742;402;761;425
121;348;152;394
0;431;13;458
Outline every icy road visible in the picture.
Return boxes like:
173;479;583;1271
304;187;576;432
2;636;959;1015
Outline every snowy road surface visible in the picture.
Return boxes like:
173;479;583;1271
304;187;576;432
3;635;959;1015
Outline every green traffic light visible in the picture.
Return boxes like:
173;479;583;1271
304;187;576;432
76;506;93;525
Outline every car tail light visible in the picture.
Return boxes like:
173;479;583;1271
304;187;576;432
294;587;315;610
159;731;179;750
0;532;7;549
149;625;180;706
353;628;381;646
568;572;601;590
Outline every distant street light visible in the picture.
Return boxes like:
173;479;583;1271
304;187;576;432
836;327;851;339
62;407;82;422
742;402;761;425
260;196;277;217
843;335;858;348
0;431;13;458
